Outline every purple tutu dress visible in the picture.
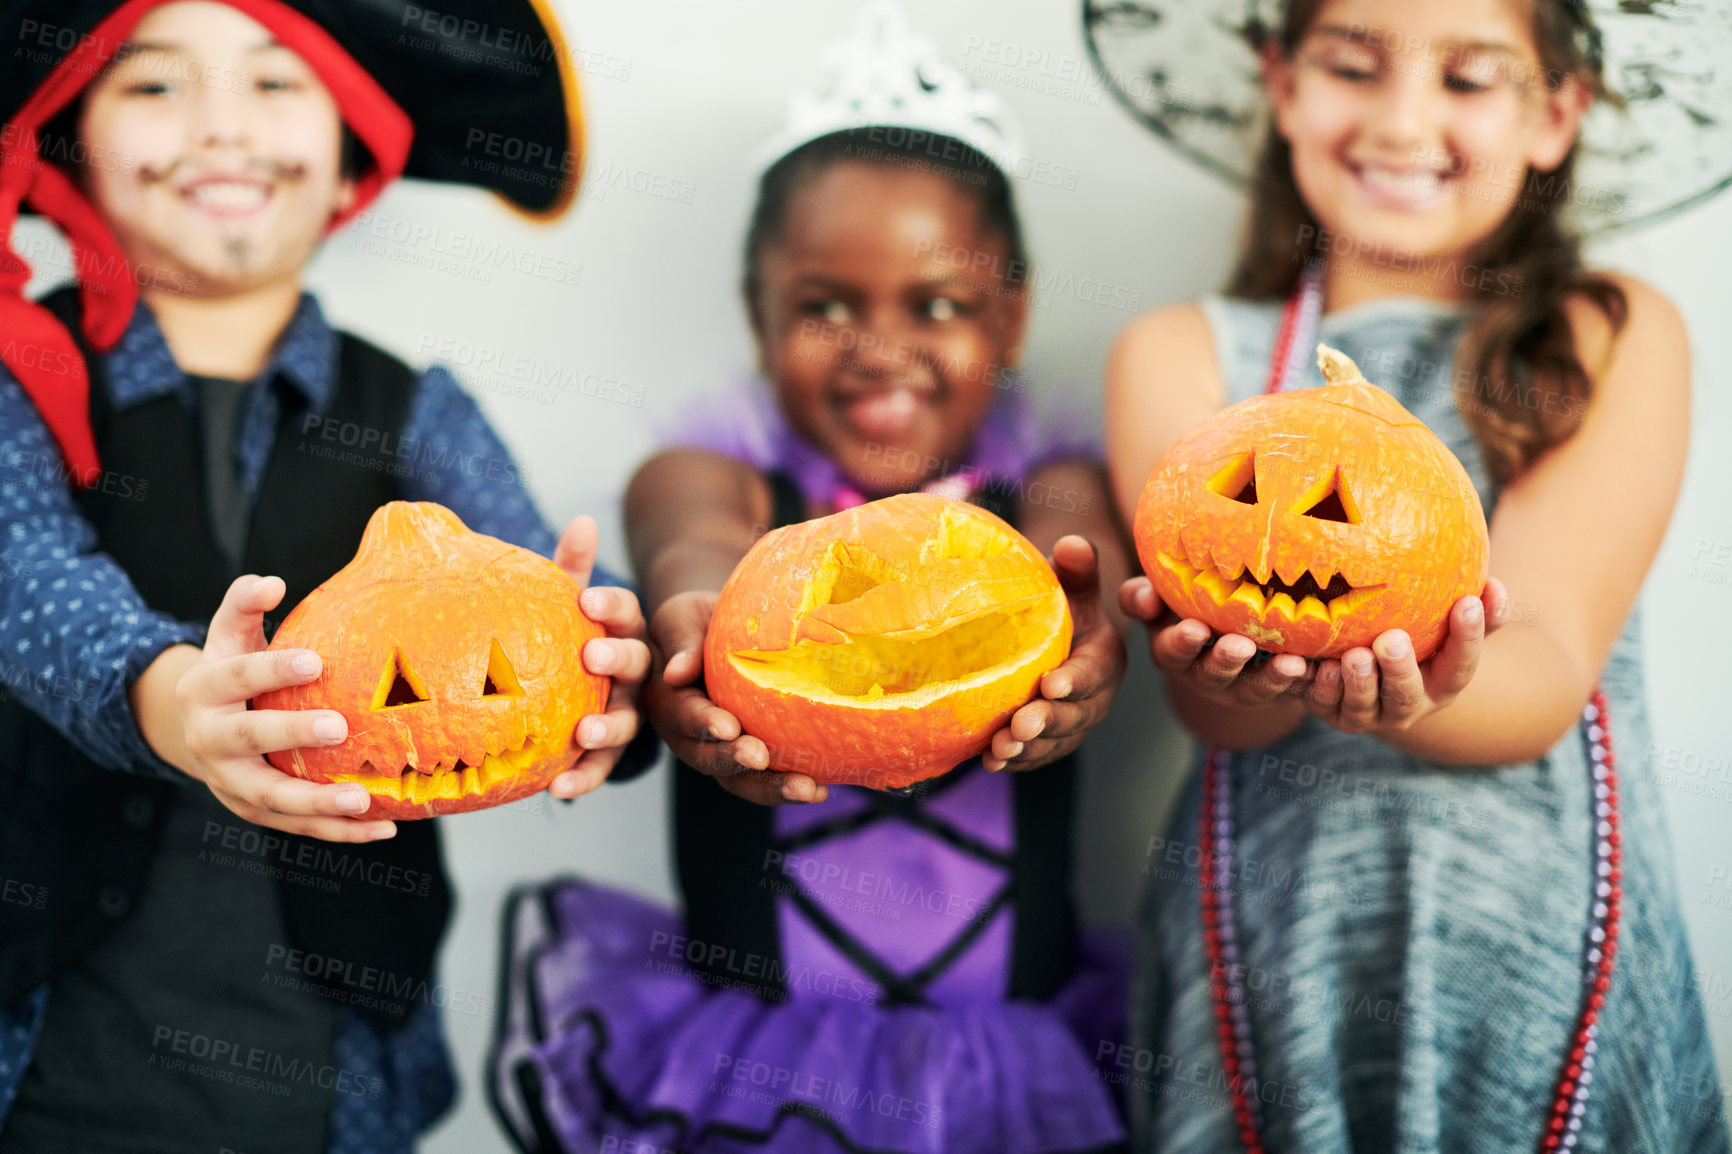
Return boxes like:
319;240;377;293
491;386;1128;1153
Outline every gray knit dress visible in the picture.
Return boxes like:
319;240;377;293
1130;295;1729;1153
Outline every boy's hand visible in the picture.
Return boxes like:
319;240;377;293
545;514;653;799
164;575;396;843
985;536;1126;772
644;590;828;806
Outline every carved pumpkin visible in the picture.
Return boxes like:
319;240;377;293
705;492;1072;790
1133;345;1489;660
255;502;608;819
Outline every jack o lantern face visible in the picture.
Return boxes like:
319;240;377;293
704;493;1071;790
1134;346;1488;659
256;502;608;819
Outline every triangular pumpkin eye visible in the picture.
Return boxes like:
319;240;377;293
482;639;524;698
1207;453;1257;505
1298;469;1360;525
372;648;429;710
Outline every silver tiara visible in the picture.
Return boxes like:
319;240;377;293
751;0;1025;178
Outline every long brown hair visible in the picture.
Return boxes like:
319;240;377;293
1228;0;1626;486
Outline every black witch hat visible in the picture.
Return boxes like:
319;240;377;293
1082;0;1732;235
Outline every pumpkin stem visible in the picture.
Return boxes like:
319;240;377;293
356;501;469;560
1316;344;1366;386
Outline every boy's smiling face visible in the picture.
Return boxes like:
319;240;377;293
76;0;356;298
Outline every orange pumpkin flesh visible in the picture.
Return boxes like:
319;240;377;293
255;502;608;819
705;492;1072;790
1133;345;1489;660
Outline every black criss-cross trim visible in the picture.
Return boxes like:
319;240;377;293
775;785;1013;869
770;763;1018;1006
784;877;1014;1006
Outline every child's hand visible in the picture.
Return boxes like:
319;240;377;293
168;575;396;843
1301;579;1506;734
1118;575;1314;707
985;536;1126;772
644;590;829;806
546;516;653;800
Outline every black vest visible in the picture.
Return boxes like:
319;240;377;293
0;290;451;1025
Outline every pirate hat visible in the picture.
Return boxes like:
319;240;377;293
1;0;585;481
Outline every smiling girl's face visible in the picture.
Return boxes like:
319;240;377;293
77;0;355;298
1267;0;1588;274
750;160;1028;498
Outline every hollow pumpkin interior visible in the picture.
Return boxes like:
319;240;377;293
728;506;1066;708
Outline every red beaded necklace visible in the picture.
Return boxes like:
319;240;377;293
1197;263;1621;1153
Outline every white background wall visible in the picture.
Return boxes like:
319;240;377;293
24;1;1729;1148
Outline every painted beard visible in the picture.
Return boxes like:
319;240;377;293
135;154;319;283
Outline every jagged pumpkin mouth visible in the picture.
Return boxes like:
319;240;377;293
331;737;544;804
1155;552;1383;624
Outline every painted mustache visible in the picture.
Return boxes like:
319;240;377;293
138;156;306;185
